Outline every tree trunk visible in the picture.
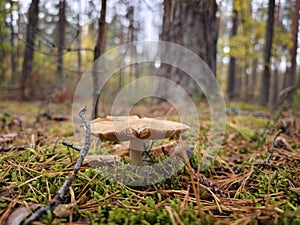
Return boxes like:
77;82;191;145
0;8;8;81
160;0;218;75
76;0;82;77
92;0;107;118
286;0;300;104
153;0;218;105
249;59;258;101
20;0;39;100
161;0;172;42
270;1;280;105
195;0;218;75
271;68;279;105
259;0;275;106
234;63;242;99
10;0;17;85
152;0;173;105
127;6;134;83
227;9;238;100
118;23;124;89
57;0;66;86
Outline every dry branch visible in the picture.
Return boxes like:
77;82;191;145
0;145;29;152
22;106;91;225
265;129;283;165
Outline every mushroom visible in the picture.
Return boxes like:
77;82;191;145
90;115;189;166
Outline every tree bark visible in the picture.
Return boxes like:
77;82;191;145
57;0;66;86
153;0;218;105
235;63;242;98
271;68;279;105
76;0;82;77
161;0;172;42
195;0;218;75
226;9;238;100
250;59;258;101
20;0;39;100
92;0;107;118
287;0;300;104
259;0;275;106
127;6;134;83
270;1;280;105
152;0;173;105
10;0;17;84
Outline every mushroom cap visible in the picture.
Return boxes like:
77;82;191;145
90;115;189;142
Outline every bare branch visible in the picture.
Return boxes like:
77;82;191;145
22;106;90;225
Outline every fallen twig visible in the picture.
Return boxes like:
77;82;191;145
0;145;29;152
22;106;91;225
51;138;59;153
39;112;68;121
62;141;81;151
265;129;284;165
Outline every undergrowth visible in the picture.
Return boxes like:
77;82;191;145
0;101;299;224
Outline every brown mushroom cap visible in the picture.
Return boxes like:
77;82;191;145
90;115;189;142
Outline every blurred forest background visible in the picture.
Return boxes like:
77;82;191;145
0;0;299;109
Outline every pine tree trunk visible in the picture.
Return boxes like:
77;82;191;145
76;0;82;77
270;2;280;105
20;0;39;100
10;0;17;84
127;6;134;83
286;0;300;104
152;0;172;105
249;59;258;101
92;0;107;118
57;0;66;86
259;0;275;106
235;63;242;99
227;9;238;100
195;0;218;75
271;68;279;105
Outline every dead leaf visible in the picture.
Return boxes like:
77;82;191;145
0;133;18;144
53;203;76;218
150;141;176;158
5;204;40;225
275;137;293;152
85;154;120;168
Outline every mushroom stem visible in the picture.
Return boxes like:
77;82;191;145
129;139;149;166
130;149;143;166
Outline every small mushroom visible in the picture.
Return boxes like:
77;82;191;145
90;115;189;166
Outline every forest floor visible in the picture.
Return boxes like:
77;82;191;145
0;100;300;225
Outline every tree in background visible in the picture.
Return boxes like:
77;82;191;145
270;1;281;105
153;0;218;104
76;0;82;77
56;0;66;85
159;0;218;75
9;0;20;84
0;0;15;82
92;0;107;118
226;4;238;100
20;0;39;100
0;0;298;108
286;0;300;104
259;0;275;106
195;0;219;76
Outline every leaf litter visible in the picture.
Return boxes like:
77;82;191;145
0;101;299;224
